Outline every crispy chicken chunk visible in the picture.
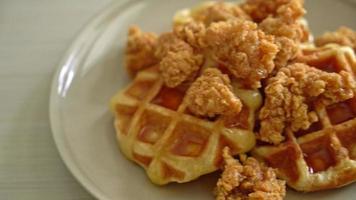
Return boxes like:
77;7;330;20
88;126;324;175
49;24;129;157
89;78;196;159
174;21;207;49
205;19;279;88
155;33;191;59
186;68;242;118
156;33;204;88
259;0;306;42
315;26;356;51
274;0;305;23
273;37;299;70
160;51;203;88
242;0;299;23
215;148;286;200
259;63;356;144
192;2;251;26
125;26;158;77
259;0;308;69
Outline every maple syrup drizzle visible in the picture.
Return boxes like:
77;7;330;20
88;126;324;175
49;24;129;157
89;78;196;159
125;80;155;100
327;99;356;125
307;56;340;73
300;136;337;173
152;86;185;110
223;107;250;130
266;145;300;182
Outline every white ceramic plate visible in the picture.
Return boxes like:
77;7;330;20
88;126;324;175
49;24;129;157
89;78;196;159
50;0;356;199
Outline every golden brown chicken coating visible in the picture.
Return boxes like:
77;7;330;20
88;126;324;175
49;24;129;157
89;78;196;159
215;148;286;200
259;0;307;41
174;21;207;49
241;0;300;23
125;26;158;77
159;50;203;88
155;33;191;59
273;37;299;71
259;0;308;70
259;63;356;144
186;68;242;118
192;2;251;26
156;33;204;88
205;19;279;88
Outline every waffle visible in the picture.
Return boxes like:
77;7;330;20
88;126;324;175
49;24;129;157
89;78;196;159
253;44;356;192
110;65;262;185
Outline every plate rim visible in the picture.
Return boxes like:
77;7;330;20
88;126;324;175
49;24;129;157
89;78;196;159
49;1;132;199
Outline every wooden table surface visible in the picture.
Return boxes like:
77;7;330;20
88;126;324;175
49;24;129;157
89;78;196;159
0;1;111;199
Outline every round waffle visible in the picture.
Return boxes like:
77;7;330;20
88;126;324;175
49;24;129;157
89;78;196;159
253;44;356;192
110;66;261;185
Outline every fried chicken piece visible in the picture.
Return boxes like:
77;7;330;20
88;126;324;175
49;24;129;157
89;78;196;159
205;19;279;89
260;18;303;70
259;0;306;42
315;26;356;51
215;148;286;200
125;26;158;77
259;0;308;69
266;1;307;37
174;21;207;49
275;0;305;23
242;0;298;23
155;33;191;59
259;63;356;144
273;37;299;70
186;68;242;118
192;2;251;26
156;33;204;88
160;50;203;88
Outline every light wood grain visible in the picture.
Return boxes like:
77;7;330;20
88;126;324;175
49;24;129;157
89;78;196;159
0;0;112;199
